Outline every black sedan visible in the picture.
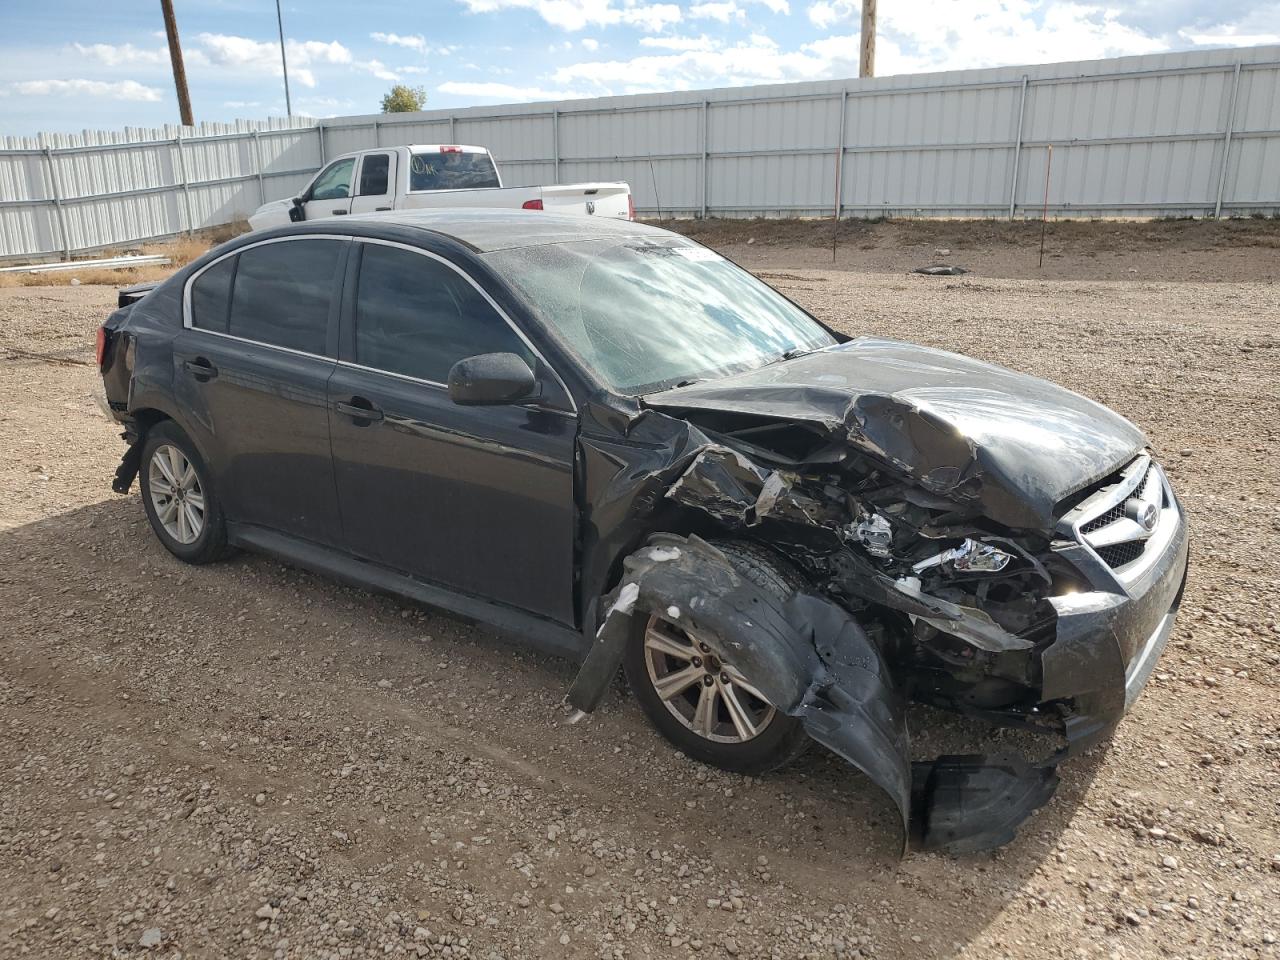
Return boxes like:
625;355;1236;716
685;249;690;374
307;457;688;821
98;210;1189;853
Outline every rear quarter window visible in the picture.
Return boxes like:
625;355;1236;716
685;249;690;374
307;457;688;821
224;239;343;356
189;256;235;333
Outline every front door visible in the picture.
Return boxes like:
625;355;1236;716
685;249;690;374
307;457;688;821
174;236;347;544
327;239;577;624
302;157;355;220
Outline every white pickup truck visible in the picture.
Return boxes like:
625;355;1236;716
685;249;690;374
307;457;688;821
247;144;633;230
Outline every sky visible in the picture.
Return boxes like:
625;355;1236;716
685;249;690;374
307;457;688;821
1;0;1278;135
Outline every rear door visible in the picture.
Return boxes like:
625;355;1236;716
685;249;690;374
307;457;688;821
327;238;577;624
349;151;397;215
173;236;347;544
302;157;356;220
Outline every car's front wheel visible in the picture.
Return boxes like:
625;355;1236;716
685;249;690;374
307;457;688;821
623;542;810;776
139;422;231;564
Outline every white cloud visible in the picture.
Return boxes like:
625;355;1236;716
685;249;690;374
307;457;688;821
458;0;682;32
689;1;744;21
369;33;457;55
371;32;428;52
638;34;717;51
71;42;169;67
751;0;789;11
10;78;164;101
806;1;1174;71
192;33;401;88
1179;27;1280;46
436;80;593;101
582;38;600;50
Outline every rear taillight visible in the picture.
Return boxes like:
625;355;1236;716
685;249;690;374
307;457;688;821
95;325;109;368
627;195;635;221
522;199;544;211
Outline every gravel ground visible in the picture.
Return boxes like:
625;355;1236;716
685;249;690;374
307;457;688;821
1;227;1278;960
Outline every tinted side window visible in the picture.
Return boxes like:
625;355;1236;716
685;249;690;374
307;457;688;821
190;256;235;332
408;152;500;191
228;240;342;356
358;154;390;196
310;158;355;201
354;244;530;383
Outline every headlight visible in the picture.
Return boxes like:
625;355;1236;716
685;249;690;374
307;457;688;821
912;539;1014;574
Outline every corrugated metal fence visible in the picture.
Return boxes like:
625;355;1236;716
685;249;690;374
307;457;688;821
2;45;1278;261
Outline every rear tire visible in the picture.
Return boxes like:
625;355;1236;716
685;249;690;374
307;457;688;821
139;421;231;565
624;540;810;776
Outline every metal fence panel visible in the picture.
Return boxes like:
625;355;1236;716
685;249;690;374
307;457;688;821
2;45;1277;261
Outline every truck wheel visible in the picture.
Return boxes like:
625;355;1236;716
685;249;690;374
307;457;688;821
623;541;810;776
139;422;231;565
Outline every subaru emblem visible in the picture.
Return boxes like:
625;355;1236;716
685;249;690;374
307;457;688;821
1125;498;1158;532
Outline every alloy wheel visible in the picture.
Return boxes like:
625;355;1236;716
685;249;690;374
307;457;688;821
148;444;205;545
643;614;776;744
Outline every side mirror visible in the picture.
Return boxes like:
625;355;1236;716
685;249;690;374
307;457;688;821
448;352;539;406
288;197;305;223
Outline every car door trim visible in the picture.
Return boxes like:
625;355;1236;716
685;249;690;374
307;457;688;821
181;233;351;363
347;236;577;414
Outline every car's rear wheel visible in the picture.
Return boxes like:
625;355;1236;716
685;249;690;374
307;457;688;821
623;541;810;775
139;422;231;564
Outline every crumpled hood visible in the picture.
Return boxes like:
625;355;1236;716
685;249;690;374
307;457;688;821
643;337;1147;530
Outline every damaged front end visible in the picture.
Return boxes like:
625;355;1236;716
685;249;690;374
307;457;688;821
569;339;1190;854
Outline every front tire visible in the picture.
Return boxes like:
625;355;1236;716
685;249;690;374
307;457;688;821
623;541;810;776
139;422;231;564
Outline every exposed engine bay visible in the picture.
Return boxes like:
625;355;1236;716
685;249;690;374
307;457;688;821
567;338;1190;854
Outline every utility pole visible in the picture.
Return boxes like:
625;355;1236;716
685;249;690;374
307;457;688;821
859;0;876;78
275;0;293;116
159;0;194;126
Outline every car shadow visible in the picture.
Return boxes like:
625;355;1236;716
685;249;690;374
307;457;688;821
1;496;1106;957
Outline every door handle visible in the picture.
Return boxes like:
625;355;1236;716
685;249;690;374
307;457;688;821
182;358;218;380
335;398;383;422
332;209;348;215
375;206;392;211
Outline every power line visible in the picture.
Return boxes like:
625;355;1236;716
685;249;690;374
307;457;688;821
276;0;293;117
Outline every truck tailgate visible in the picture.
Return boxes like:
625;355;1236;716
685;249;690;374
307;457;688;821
541;183;631;220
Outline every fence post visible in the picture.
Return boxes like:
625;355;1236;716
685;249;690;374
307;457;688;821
701;99;709;218
1214;62;1243;219
252;129;266;205
833;90;848;219
42;146;71;261
317;121;327;164
373;119;381;147
175;134;195;235
1008;75;1029;219
552;109;560;185
449;115;456;143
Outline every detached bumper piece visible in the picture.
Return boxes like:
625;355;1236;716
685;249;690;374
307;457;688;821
568;534;1060;855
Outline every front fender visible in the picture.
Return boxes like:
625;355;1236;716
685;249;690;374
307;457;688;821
568;535;1058;854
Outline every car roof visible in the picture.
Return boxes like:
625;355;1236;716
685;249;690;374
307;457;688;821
321;209;677;253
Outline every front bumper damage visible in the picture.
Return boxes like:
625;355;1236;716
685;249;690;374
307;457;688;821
569;521;1188;854
569;536;1061;855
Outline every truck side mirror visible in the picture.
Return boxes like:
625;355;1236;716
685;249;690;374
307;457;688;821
448;353;539;406
288;197;305;223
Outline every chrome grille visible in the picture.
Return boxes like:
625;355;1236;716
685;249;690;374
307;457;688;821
1063;455;1172;575
1096;540;1146;568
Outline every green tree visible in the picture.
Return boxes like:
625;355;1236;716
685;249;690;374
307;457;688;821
380;84;427;113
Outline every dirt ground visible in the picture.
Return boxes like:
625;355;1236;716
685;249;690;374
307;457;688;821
1;221;1277;960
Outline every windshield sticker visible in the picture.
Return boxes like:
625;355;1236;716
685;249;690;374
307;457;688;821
672;247;723;262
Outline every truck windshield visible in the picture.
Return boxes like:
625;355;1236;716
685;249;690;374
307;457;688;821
486;238;836;395
408;152;500;191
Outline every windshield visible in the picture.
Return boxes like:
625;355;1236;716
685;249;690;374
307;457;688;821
409;152;500;191
485;238;836;394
